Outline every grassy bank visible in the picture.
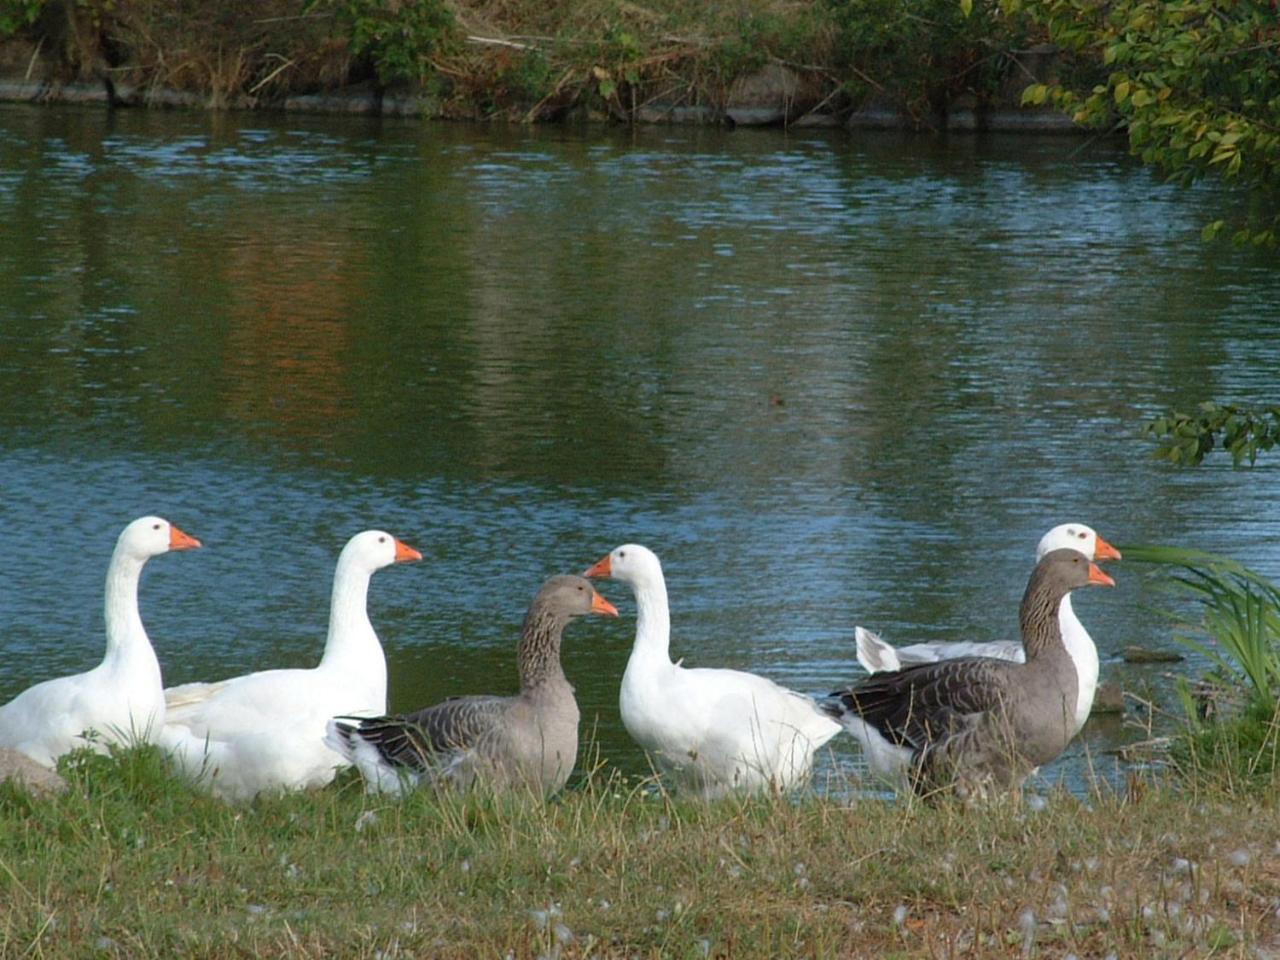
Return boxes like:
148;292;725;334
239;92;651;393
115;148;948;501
0;0;1091;125
1;743;1277;958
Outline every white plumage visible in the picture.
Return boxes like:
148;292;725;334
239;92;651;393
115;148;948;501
586;544;839;798
0;516;201;766
159;530;419;802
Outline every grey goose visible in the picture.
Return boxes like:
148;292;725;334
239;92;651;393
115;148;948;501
326;574;617;796
856;522;1121;737
826;549;1114;797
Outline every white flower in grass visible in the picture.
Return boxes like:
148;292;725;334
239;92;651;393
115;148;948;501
1018;908;1037;957
354;810;378;833
892;904;908;927
529;904;561;929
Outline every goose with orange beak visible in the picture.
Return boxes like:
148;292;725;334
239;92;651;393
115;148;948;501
328;575;616;797
585;544;841;799
826;549;1116;797
161;529;420;802
0;516;201;767
856;522;1121;736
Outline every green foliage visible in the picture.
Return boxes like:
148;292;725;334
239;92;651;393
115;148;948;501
827;0;1036;119
1006;0;1280;245
1146;401;1280;466
1123;543;1280;787
0;0;43;38
1122;543;1280;709
714;11;822;79
317;0;455;86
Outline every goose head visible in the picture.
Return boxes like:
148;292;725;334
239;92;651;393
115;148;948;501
537;574;620;620
338;530;422;572
1038;548;1117;593
118;516;202;559
583;543;663;590
1035;523;1121;563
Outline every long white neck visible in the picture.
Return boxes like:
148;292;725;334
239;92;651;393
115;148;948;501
318;556;384;683
627;570;673;668
1057;594;1099;731
102;546;154;667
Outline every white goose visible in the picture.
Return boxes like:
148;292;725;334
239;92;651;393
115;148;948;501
160;530;420;802
855;522;1121;735
585;544;840;799
0;516;202;767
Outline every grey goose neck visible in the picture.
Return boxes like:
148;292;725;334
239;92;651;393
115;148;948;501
517;599;571;690
1019;548;1091;660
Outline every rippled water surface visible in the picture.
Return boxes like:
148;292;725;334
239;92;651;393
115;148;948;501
2;103;1278;794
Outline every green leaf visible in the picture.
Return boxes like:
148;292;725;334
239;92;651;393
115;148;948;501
1021;83;1049;106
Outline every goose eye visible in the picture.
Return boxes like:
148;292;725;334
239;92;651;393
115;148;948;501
152;523;162;531
378;536;387;543
1077;531;1086;539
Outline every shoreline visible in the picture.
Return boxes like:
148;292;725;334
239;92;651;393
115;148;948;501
0;76;1082;133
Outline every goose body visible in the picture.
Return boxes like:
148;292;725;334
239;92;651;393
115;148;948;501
160;530;419;802
827;550;1114;795
855;523;1120;734
327;575;617;796
0;517;201;767
586;544;840;799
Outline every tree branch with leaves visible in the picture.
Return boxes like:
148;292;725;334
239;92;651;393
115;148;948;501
995;0;1280;246
1147;402;1280;466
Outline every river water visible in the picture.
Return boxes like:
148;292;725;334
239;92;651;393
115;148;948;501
2;103;1278;795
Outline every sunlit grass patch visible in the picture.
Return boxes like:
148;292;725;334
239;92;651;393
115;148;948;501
1;744;1277;957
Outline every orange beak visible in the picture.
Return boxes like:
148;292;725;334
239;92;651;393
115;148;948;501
1087;562;1115;587
591;591;619;617
1094;534;1122;562
169;525;202;551
394;539;423;563
583;554;612;578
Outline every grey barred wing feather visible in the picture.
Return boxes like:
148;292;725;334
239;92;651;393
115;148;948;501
835;657;1014;754
399;695;512;760
332;694;512;777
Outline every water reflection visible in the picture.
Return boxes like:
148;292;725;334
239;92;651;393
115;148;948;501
1;104;1278;794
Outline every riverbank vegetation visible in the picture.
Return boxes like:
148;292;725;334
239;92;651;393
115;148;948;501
4;1;1277;239
0;0;1077;121
0;736;1276;958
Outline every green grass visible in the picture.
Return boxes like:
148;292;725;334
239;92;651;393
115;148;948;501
1;744;1277;958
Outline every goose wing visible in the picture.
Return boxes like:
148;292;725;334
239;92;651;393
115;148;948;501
832;657;1014;753
334;695;511;771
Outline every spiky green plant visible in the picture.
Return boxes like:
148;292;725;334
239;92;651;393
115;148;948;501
1121;544;1280;712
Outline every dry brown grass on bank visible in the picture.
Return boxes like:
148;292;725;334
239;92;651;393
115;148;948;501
435;0;840;121
7;0;842;118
